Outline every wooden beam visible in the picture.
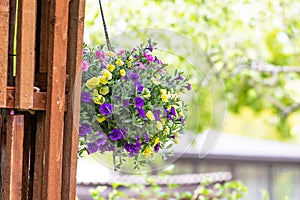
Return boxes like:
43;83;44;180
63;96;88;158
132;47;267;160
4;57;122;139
15;0;37;109
3;115;24;200
3;87;46;110
61;0;86;199
0;0;10;107
43;0;69;199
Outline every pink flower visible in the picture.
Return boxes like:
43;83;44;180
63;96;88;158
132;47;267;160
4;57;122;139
95;50;107;61
137;62;145;69
82;60;89;71
117;50;126;58
143;52;154;62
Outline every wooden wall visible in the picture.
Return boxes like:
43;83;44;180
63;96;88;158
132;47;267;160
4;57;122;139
0;0;86;199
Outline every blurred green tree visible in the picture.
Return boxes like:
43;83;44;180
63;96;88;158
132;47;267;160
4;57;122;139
84;0;300;140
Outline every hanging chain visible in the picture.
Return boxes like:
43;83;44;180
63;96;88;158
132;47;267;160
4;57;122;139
98;0;112;50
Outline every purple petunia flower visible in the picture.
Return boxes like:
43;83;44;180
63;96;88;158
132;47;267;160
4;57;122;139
154;143;160;153
134;82;144;92
154;56;162;64
187;83;192;91
82;60;89;71
124;140;141;156
92;131;107;146
128;72;139;82
143;132;150;143
180;116;185;123
153;110;161;121
120;127;128;137
137;107;146;118
114;95;121;101
178;74;184;81
148;46;153;52
99;103;114;116
123;99;130;107
81;91;91;103
99;141;116;152
167;114;174;122
79;123;92;136
134;97;144;107
170;107;176;116
109;129;123;141
87;142;99;154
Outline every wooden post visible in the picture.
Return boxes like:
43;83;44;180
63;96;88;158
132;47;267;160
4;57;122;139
32;112;45;200
62;0;86;199
0;0;10;107
43;0;69;199
15;0;37;109
3;115;24;200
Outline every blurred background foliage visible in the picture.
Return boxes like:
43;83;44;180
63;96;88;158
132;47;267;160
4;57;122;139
84;0;300;143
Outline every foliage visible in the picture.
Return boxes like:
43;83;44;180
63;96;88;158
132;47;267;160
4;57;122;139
88;166;247;200
85;0;300;140
79;40;190;170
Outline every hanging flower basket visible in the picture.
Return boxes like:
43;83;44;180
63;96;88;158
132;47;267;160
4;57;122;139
79;40;191;170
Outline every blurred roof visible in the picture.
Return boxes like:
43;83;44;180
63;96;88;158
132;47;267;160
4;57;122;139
173;130;300;163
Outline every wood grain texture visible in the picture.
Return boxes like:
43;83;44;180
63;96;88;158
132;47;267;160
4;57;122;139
0;0;9;106
4;87;47;110
61;0;86;199
3;115;24;200
32;112;45;200
15;0;37;109
43;0;69;199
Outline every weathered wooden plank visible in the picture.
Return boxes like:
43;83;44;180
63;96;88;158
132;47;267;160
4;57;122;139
43;0;69;199
32;112;45;200
0;0;10;107
3;87;47;110
15;0;37;109
3;115;24;200
61;0;86;199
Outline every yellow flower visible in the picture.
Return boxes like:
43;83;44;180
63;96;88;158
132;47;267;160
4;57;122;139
97;116;106;123
120;69;126;76
164;127;170;134
99;86;109;95
151;77;159;85
161;94;168;102
86;77;99;89
160;89;166;94
99;76;108;85
142;88;151;98
156;121;163;130
106;51;115;57
154;137;160;146
93;89;99;97
102;70;112;80
160;119;166;126
174;138;178;144
146;111;155;121
93;95;105;105
143;147;152;158
127;63;132;68
107;64;115;72
127;56;133;63
116;59;124;66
